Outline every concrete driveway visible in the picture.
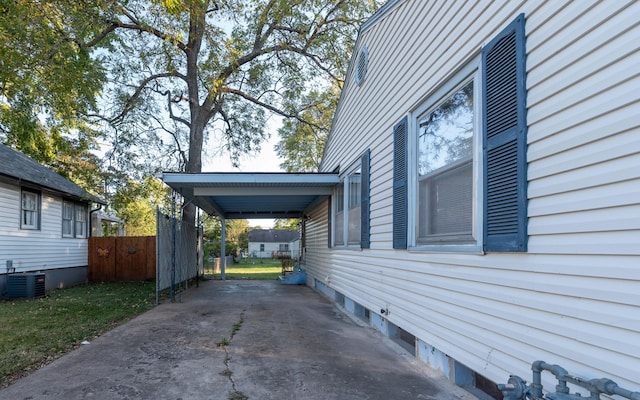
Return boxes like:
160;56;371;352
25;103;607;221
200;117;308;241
0;280;479;400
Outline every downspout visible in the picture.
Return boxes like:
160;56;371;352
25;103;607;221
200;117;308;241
89;203;102;237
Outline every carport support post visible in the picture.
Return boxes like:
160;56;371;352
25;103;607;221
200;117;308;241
221;217;226;280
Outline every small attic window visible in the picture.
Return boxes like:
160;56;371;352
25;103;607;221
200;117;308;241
355;45;369;85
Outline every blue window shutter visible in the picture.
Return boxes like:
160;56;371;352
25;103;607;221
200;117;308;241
482;14;528;252
393;117;408;249
327;196;332;248
361;149;371;249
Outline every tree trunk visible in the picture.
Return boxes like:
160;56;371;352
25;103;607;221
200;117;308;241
181;3;207;225
182;114;206;225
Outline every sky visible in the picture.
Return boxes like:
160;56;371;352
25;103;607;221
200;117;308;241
202;119;284;228
202;133;282;173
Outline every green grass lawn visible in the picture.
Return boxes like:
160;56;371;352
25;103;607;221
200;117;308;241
0;281;156;389
208;257;283;280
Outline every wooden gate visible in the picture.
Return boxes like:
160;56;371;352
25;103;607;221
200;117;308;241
89;236;156;282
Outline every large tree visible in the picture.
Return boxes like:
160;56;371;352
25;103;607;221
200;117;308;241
1;0;380;223
87;0;378;222
0;0;108;194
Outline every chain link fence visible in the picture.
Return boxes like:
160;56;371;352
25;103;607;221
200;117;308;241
156;209;203;303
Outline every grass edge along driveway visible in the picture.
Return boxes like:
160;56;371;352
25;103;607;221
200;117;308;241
0;259;284;389
0;281;156;389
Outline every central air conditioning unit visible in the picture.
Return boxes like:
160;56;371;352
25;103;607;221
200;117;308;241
7;273;46;299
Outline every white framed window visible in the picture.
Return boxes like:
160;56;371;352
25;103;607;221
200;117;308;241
62;201;74;237
75;205;87;238
62;201;88;238
409;59;483;251
347;167;362;245
334;182;345;246
394;15;528;253
333;160;362;247
20;190;40;230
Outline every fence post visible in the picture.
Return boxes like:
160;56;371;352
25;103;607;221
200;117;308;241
221;217;226;281
156;208;159;305
170;192;176;303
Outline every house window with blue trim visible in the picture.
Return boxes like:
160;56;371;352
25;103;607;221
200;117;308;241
417;78;476;246
393;14;528;253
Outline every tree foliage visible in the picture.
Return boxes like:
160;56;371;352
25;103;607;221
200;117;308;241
202;217;250;256
273;218;299;231
1;0;382;224
0;1;106;144
92;0;378;221
0;0;109;195
275;85;340;172
109;176;170;235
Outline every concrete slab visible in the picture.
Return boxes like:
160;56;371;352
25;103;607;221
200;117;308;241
0;280;479;400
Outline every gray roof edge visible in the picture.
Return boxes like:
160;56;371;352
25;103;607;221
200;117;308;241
359;0;406;33
0;144;106;204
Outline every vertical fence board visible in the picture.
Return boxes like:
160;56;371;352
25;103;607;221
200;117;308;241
88;237;117;282
88;236;156;282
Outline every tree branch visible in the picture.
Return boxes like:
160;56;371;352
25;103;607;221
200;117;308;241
110;71;184;124
106;5;189;53
221;88;324;131
148;113;188;168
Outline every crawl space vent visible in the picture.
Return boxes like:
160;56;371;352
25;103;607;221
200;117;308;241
355;45;369;85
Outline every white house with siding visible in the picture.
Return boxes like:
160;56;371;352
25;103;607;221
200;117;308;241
0;143;105;293
303;0;640;398
162;1;639;398
248;229;299;258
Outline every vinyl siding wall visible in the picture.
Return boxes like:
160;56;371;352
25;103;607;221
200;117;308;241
306;0;640;394
0;181;89;273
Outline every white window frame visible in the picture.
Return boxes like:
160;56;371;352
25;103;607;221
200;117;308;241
62;201;74;237
62;201;88;238
332;158;362;248
75;204;87;238
333;180;345;246
408;57;484;253
20;189;40;230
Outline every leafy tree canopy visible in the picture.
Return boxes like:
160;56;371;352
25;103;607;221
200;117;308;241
275;84;340;172
273;218;299;231
109;176;171;235
0;0;107;152
1;0;381;224
202;217;250;256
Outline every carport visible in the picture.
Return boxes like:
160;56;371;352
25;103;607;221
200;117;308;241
162;172;340;277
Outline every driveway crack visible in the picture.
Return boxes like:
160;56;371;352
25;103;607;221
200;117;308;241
217;311;247;400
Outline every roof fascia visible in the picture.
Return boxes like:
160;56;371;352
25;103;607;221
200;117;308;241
163;172;339;185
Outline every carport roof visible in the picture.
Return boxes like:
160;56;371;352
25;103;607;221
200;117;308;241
162;172;340;219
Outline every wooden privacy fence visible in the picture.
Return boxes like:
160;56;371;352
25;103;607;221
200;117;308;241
88;236;156;282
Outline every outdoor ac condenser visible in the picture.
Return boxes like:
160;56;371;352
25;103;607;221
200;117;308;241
7;273;45;299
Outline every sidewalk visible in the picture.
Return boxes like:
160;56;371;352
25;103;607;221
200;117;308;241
0;280;479;400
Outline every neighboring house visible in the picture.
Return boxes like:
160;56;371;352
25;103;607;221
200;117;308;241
248;229;299;258
0;143;105;293
302;0;640;398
